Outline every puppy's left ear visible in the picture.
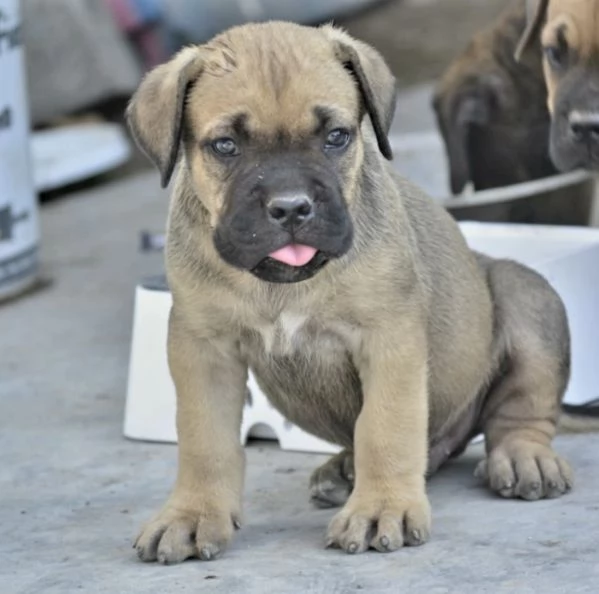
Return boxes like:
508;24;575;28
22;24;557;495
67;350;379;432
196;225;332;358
323;26;397;160
515;0;549;62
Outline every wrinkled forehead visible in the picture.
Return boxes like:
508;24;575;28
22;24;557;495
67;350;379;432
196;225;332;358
543;0;599;57
186;30;360;140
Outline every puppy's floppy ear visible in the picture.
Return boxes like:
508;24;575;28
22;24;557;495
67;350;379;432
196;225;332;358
515;0;549;62
433;90;492;195
322;25;397;160
126;47;204;188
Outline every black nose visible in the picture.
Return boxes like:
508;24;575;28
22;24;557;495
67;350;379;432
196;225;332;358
569;111;599;141
266;194;314;228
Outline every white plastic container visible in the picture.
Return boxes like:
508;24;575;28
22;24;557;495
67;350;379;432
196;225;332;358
124;223;599;453
0;0;39;301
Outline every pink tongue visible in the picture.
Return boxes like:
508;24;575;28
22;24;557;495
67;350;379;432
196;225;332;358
269;244;318;267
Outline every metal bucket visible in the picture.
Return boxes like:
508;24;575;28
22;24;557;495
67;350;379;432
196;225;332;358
0;0;39;302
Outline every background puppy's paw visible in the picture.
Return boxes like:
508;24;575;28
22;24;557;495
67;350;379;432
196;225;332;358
475;441;573;501
309;449;354;508
325;490;431;554
134;504;239;564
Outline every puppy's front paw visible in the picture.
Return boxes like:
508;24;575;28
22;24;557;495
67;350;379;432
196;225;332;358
475;440;574;501
134;502;240;564
325;488;431;554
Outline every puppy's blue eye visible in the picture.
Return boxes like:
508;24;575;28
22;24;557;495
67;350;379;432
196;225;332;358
324;129;351;150
212;138;239;156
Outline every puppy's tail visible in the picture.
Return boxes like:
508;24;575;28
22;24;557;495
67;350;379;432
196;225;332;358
558;399;599;434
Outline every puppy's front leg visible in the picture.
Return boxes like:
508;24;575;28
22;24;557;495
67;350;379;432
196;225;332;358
327;316;431;554
135;310;247;564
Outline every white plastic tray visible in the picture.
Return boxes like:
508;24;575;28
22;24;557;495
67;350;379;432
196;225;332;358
31;123;131;192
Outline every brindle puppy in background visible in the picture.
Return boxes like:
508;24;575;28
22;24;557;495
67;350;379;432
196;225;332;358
127;22;579;564
433;1;556;195
516;0;599;171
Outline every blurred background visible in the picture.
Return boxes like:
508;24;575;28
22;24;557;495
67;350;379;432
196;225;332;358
21;0;508;186
24;0;506;127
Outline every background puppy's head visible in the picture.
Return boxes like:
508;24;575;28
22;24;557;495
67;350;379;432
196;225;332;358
433;3;554;194
517;0;599;171
126;22;397;283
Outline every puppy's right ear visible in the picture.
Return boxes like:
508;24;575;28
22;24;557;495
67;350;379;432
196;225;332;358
126;47;204;188
515;0;549;62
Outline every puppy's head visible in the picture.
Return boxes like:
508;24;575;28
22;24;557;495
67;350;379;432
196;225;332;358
127;22;396;284
516;0;599;171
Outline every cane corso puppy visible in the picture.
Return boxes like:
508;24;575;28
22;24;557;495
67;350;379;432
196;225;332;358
127;22;576;563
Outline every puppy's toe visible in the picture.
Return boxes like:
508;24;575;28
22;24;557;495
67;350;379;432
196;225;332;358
538;454;573;498
153;519;195;565
476;449;516;498
310;450;354;509
370;511;404;552
135;518;170;563
513;454;544;500
194;511;235;561
338;514;373;554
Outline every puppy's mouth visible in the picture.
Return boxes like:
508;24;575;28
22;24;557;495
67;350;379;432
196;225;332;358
251;244;329;283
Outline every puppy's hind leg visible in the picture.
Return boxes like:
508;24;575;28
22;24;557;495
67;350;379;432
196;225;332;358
475;258;573;501
310;449;354;508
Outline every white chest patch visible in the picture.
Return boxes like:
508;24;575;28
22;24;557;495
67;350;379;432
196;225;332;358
255;312;362;359
256;313;308;355
279;312;307;343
